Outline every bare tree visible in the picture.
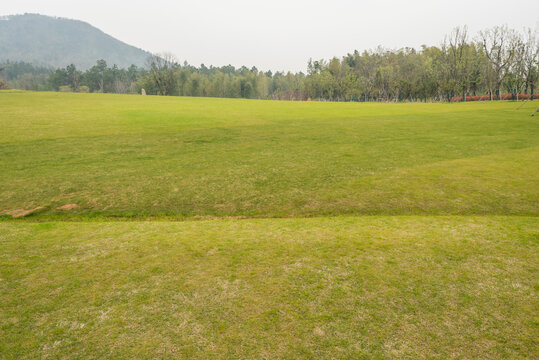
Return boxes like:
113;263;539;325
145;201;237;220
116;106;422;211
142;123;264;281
521;27;539;94
478;25;518;98
510;32;528;98
146;52;179;96
445;26;473;99
113;79;129;94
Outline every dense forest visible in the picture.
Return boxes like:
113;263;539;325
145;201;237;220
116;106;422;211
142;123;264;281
1;25;538;101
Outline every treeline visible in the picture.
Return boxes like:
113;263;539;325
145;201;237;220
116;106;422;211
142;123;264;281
306;25;538;101
1;25;537;101
0;61;52;90
140;54;305;100
0;58;304;100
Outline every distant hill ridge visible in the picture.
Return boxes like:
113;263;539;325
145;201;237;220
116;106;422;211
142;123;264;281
0;13;151;69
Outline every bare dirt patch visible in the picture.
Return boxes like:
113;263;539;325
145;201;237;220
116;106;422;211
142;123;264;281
7;207;45;218
57;204;78;210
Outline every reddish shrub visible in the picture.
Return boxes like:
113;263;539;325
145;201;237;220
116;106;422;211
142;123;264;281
449;93;534;102
515;93;531;100
466;95;491;101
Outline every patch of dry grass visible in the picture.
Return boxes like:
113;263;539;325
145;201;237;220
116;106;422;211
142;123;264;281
1;216;537;359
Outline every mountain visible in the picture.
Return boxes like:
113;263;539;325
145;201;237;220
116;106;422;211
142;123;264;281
0;14;151;69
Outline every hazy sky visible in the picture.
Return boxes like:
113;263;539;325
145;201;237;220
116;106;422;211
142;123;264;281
3;0;538;72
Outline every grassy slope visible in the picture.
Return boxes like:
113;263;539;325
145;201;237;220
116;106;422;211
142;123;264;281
1;217;537;359
1;91;538;218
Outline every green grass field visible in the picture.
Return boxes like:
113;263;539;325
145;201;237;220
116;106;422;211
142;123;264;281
1;91;538;358
1;91;538;218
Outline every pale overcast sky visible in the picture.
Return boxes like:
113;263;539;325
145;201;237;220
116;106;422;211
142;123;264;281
3;0;538;72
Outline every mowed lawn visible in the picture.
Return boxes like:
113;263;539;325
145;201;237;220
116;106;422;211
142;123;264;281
1;217;537;359
1;92;538;359
1;91;538;218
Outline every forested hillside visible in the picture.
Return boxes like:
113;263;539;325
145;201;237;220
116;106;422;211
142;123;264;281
0;14;150;69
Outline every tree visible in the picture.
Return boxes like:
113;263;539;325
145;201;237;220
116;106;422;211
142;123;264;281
478;25;518;98
66;64;80;92
521;27;539;94
48;68;70;91
84;59;108;93
146;53;179;96
0;66;9;89
506;33;528;96
445;26;474;98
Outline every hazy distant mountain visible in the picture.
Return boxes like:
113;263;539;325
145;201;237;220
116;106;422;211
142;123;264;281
0;14;151;69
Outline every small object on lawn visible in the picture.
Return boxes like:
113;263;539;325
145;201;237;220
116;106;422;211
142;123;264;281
531;107;539;116
516;100;528;110
141;88;146;96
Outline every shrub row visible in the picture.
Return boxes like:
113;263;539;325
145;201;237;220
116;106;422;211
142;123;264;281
450;93;534;102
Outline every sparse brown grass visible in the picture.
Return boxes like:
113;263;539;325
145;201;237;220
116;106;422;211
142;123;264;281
0;216;537;359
